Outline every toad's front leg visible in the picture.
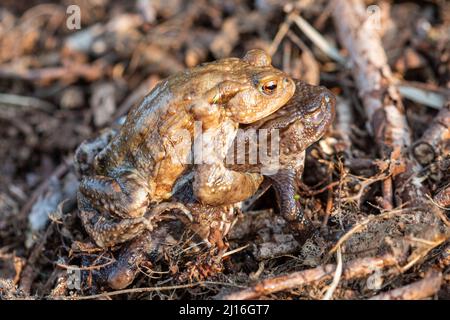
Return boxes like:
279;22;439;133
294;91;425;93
193;163;263;206
268;167;314;243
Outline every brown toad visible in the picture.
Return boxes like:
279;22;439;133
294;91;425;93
88;79;335;289
75;49;295;248
181;79;336;245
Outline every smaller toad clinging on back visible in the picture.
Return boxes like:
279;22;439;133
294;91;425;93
191;79;336;245
75;49;296;248
233;79;336;238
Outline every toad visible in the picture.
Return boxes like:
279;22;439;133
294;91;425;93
181;79;336;247
75;49;296;248
79;79;335;289
229;79;336;236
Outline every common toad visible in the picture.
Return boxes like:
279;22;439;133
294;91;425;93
75;49;296;248
80;79;335;289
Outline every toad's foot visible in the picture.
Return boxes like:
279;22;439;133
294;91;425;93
180;244;228;282
147;202;193;225
74;128;118;177
102;231;154;290
79;188;192;249
78;206;152;248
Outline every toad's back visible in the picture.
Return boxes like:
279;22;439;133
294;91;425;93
92;58;253;201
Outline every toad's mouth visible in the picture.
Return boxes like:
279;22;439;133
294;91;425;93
305;90;336;127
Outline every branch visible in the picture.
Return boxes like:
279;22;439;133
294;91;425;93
369;270;442;300
222;254;397;300
412;102;450;166
331;0;441;211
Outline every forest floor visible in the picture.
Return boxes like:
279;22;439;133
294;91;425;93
0;0;449;300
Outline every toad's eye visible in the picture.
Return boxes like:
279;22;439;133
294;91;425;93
261;80;278;95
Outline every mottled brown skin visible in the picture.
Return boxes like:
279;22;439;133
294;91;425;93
76;49;295;249
92;80;335;289
232;79;336;235
175;80;336;246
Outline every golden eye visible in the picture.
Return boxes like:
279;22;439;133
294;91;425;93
261;80;278;95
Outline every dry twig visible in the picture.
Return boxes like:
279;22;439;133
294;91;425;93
222;254;398;300
369;270;442;300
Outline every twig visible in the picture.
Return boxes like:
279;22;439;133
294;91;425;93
56;258;115;271
0;59;107;83
19;224;54;294
59;281;245;300
341;172;390;207
268;17;292;56
332;0;437;211
369;270;442;300
400;234;448;273
18;160;71;220
299;180;340;197
412;102;450;166
289;13;345;64
334;96;354;155
322;246;343;300
396;82;449;110
382;178;394;210
223;254;397;300
0;93;55;112
221;244;250;258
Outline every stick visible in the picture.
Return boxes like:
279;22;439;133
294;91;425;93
0;93;55;112
290;13;345;64
19;224;54;295
412;102;450;166
58;281;244;300
397;82;449;110
331;0;438;210
222;254;397;300
18;160;71;220
322;246;343;300
369;270;442;300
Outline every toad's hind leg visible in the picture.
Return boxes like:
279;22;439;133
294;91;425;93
78;172;152;248
78;192;151;248
79;171;151;219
